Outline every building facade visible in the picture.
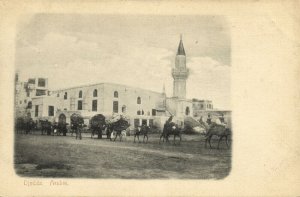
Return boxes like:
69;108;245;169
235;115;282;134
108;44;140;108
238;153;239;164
192;99;214;117
14;72;49;119
15;37;217;130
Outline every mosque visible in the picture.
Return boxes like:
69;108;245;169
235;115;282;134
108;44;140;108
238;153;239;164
15;36;217;130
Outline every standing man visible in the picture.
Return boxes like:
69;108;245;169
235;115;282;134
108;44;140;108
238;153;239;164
219;114;225;124
206;114;212;125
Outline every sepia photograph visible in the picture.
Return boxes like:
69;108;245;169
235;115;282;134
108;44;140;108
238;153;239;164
14;14;232;179
1;1;299;196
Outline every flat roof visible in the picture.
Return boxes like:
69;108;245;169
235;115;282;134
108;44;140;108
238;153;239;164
51;82;162;95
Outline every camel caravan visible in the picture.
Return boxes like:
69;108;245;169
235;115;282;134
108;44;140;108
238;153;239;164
15;112;231;149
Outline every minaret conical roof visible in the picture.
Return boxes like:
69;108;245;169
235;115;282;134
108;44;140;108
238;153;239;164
177;35;186;55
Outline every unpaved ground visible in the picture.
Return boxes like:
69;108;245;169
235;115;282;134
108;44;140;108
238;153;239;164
14;133;231;179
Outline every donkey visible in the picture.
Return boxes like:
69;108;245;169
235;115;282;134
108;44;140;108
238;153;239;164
159;122;182;145
134;125;150;143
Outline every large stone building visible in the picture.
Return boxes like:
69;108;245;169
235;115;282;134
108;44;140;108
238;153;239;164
15;36;218;130
14;73;50;118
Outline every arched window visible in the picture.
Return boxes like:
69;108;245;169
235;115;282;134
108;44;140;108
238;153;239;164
58;114;66;124
122;105;126;113
114;91;118;98
93;89;97;97
27;101;32;109
137;110;141;115
79;90;82;98
185;107;190;116
137;97;141;104
142;110;144;115
64;92;67;100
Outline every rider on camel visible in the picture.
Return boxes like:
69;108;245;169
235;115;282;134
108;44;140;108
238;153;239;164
206;114;212;125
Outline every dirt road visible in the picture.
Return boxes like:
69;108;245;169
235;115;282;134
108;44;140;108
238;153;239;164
14;134;231;179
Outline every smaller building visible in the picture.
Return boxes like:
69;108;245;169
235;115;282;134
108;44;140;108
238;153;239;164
14;72;49;118
166;97;193;127
192;98;213;117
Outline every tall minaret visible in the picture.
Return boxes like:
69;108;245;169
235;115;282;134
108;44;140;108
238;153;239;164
172;35;189;99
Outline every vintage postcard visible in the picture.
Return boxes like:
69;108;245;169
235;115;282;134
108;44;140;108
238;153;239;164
13;13;231;179
0;0;299;196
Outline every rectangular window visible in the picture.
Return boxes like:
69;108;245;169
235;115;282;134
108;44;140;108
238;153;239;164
64;92;68;100
78;100;83;110
152;109;156;116
134;119;140;127
28;78;35;84
48;106;54;116
38;78;46;87
113;101;118;113
142;119;147;126
149;119;154;127
35;105;39;117
36;89;46;96
92;100;97;111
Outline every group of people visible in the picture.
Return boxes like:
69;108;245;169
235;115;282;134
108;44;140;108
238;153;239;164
198;113;227;130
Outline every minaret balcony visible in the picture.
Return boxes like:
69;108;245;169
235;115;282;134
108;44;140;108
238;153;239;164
172;68;189;78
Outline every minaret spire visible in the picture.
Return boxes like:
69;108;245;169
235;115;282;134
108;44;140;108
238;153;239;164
177;34;186;55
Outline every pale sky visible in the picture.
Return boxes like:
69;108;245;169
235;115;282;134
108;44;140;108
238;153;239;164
16;14;231;110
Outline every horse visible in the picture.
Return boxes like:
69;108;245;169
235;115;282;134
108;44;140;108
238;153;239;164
104;123;113;140
104;123;115;140
15;117;25;134
70;123;85;140
159;122;182;145
90;114;106;139
39;120;53;135
134;125;150;143
23;118;35;135
52;122;68;136
57;122;68;136
70;113;84;140
90;124;106;139
70;124;76;136
204;123;231;149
